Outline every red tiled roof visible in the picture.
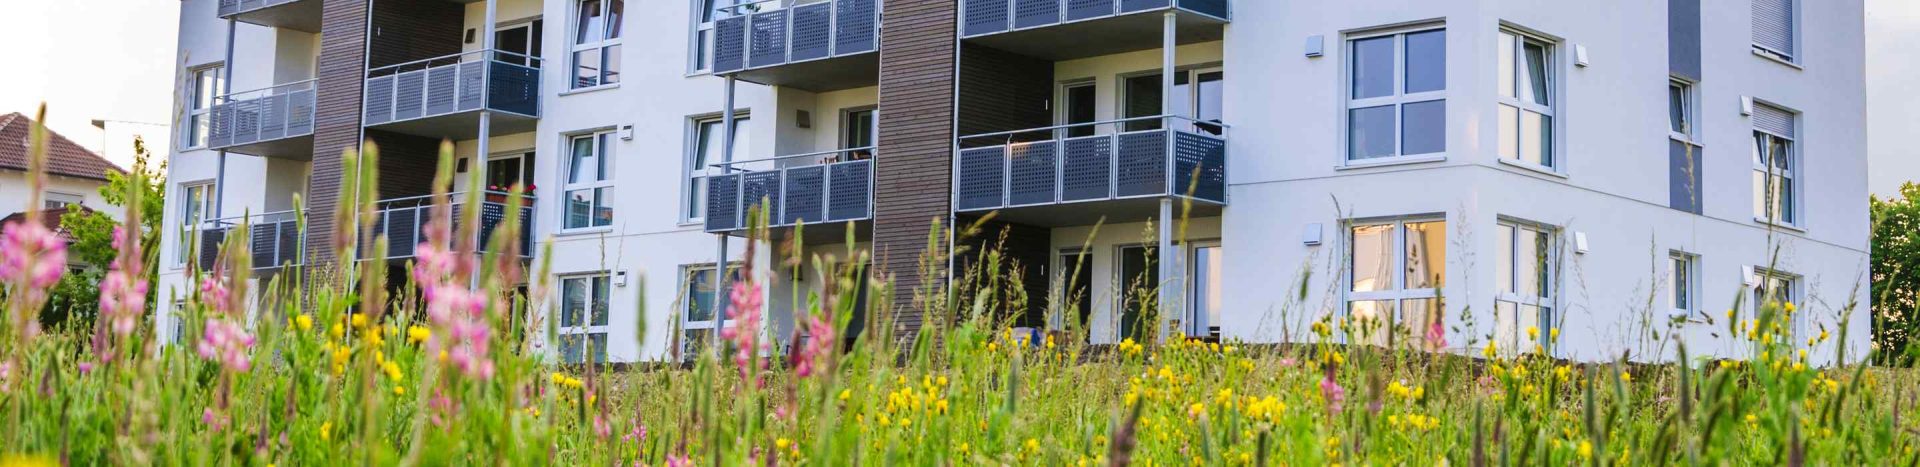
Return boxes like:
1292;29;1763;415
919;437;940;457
0;112;124;182
0;206;93;243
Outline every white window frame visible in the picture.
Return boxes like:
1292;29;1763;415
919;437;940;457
570;0;624;90
1668;78;1697;142
1185;240;1224;339
1750;0;1802;65
1668;251;1699;320
1752;123;1799;227
682;113;749;224
182;64;223;150
558;273;612;364
678;262;741;359
175;181;216;269
687;0;734;74
1496;27;1561;172
1494;218;1558;355
43;191;84;210
561;130;617;232
1340;216;1447;348
1340;24;1448;166
1748;267;1800;338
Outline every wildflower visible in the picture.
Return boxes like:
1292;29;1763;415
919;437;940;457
197;319;256;372
1526;326;1539;342
393;385;405;396
1619;371;1632;383
319;421;332;441
1188;402;1206;419
1578;440;1593;459
794;312;835;378
0;216;67;316
1784;302;1797;314
720;280;767;385
776;438;792;450
407;325;430;344
97;227;147;337
295;314;314;331
839;388;852;401
1319;373;1347;413
1425;319;1448;350
1555;365;1572;382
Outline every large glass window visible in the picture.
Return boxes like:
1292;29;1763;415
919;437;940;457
1344;218;1446;349
1669;252;1698;319
690;0;745;73
1121;68;1224;134
1346;28;1446;162
564;131;616;230
680;263;740;359
1495;220;1556;355
571;0;624;89
685;114;750;222
1497;29;1556;169
184;65;223;149
558;274;611;363
1749;268;1798;337
1751;0;1796;62
841;108;875;160
1751;103;1798;225
1188;243;1224;339
1669;79;1694;137
175;182;214;268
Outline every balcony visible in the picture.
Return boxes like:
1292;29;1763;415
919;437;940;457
959;0;1228;61
217;0;321;33
197;210;305;271
953;116;1226;226
710;0;880;92
361;193;535;262
363;50;541;139
704;147;874;239
207;80;317;160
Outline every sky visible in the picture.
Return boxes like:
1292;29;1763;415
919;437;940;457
0;0;1916;197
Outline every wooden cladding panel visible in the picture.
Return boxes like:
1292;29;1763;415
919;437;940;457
305;0;371;267
873;0;958;337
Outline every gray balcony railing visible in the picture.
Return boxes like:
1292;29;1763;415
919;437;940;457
704;147;875;233
197;210;304;271
363;49;541;127
953;115;1227;212
711;0;879;75
360;192;535;261
207;80;316;154
960;0;1229;38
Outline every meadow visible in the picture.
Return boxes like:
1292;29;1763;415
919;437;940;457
0;109;1914;465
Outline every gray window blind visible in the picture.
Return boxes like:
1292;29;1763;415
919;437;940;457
1753;102;1796;137
1752;0;1794;58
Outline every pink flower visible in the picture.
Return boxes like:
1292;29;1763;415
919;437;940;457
666;454;691;467
720;280;766;385
99;227;149;337
0;220;68;317
413;217;497;381
197;319;255;372
793;313;835;378
1319;365;1346;413
1425;319;1448;352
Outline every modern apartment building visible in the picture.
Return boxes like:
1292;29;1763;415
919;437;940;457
157;0;1870;365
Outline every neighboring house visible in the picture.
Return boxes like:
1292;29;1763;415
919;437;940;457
0;112;125;224
159;0;1870;365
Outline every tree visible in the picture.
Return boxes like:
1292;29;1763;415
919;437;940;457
43;138;164;331
1870;182;1920;366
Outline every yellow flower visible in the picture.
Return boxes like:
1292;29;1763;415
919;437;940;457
1483;342;1498;358
350;313;368;328
407;325;431;344
329;323;345;340
1555;366;1572;382
1784;302;1797;314
319;421;333;441
936;375;949;387
1024;438;1040;452
295;314;314;331
1550;328;1560;341
839;389;852;401
392;385;405;396
1619;371;1633;383
1187;402;1206;418
776;438;792;450
1578;440;1593;459
1526;326;1539;341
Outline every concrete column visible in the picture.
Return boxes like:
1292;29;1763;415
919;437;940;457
1156;11;1180;342
711;75;739;352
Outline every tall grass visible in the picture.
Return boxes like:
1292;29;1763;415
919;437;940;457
0;107;1913;465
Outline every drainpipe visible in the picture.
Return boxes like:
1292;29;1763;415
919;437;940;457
711;75;738;354
1155;11;1178;343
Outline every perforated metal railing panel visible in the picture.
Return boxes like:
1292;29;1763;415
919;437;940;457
426;66;458;115
1065;0;1114;21
714;16;748;73
1177;0;1228;18
1008;140;1058;206
1115;130;1168;197
1014;0;1061;29
1119;0;1169;13
749;11;789;68
1173;130;1226;203
364;76;394;124
782;165;826;225
957;146;1008;210
706;174;742;232
827;160;872;221
1060;135;1112;201
835;0;877;55
456;62;485;112
789;3;832;62
488;62;540;116
393;71;425;121
962;0;1010;37
740;171;783;226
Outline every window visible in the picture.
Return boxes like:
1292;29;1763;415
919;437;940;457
563;131;616;230
685;114;750;222
690;0;740;73
1495;220;1556;355
1345;27;1446;162
1116;245;1158;342
841;108;875;160
1061;81;1097;138
1187;243;1224;339
1669;79;1703;214
485;153;535;192
493;20;544;67
43;191;83;210
1749;268;1798;335
1345;218;1447;349
1121;67;1225;134
1752;0;1796;62
1669;252;1698;319
175;182;215;268
1752;102;1798;225
183;65;223;149
680;263;739;359
558;274;611;363
1497;29;1556;169
571;0;624;89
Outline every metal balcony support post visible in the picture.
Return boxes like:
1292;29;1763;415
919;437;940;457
1155;10;1179;343
711;75;739;352
215;18;237;221
470;0;498;286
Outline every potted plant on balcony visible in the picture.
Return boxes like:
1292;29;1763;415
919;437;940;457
484;184;533;203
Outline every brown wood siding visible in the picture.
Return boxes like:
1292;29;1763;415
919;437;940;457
364;129;441;199
957;215;1052;328
957;43;1054;146
873;0;957;338
367;0;465;69
305;0;371;267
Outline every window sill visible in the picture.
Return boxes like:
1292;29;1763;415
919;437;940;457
1495;158;1568;179
553;226;615;238
1752;217;1807;233
1336;154;1445;170
1669;134;1701;147
559;83;621;97
1751;48;1804;70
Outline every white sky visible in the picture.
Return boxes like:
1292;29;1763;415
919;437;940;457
0;0;1916;196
